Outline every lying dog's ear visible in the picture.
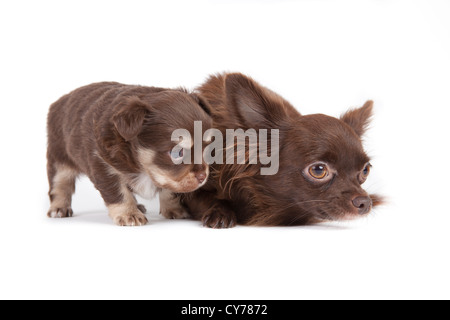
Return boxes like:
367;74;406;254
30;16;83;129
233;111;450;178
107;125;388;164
113;97;149;141
225;73;294;128
340;100;374;137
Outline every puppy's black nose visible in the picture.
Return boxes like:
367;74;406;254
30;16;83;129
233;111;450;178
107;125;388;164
352;196;372;215
196;172;207;184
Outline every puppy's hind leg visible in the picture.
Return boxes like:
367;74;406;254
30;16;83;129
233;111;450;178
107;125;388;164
47;162;79;218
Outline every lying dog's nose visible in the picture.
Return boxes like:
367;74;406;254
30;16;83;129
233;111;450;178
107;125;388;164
352;196;372;215
196;172;207;184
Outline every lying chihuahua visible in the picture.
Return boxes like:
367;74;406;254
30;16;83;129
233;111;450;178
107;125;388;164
178;73;382;227
47;82;212;226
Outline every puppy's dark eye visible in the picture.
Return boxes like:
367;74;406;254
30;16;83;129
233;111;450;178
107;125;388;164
169;148;184;162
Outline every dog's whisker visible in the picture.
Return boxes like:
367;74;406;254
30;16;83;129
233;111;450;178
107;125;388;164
281;199;330;211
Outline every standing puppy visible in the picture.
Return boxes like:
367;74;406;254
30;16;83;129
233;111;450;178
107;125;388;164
47;82;211;226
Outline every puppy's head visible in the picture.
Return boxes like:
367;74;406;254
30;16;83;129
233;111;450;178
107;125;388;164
112;89;212;193
222;73;382;225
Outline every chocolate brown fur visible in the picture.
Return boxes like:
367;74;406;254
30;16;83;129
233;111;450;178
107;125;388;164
47;82;212;226
180;73;382;228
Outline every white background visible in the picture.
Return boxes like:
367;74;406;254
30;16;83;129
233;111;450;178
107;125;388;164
1;0;449;300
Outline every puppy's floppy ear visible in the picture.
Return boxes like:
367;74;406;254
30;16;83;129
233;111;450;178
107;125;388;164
340;100;374;137
191;93;212;116
113;97;150;141
225;73;294;128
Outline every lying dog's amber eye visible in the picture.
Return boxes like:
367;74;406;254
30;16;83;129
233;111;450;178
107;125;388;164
303;162;334;184
309;164;328;179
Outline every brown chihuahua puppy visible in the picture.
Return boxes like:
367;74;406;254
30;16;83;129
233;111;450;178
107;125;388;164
178;73;382;228
47;82;212;226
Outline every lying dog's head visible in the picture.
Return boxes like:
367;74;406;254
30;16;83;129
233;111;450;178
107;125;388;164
111;89;212;193
283;102;377;222
213;73;382;225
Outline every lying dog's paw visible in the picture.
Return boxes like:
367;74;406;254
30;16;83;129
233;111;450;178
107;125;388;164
159;189;190;219
137;204;147;214
202;208;237;229
47;207;73;218
161;207;191;219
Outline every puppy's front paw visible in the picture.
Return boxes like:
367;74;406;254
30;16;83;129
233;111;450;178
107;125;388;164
108;204;148;227
47;207;73;218
202;208;237;229
113;211;148;227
